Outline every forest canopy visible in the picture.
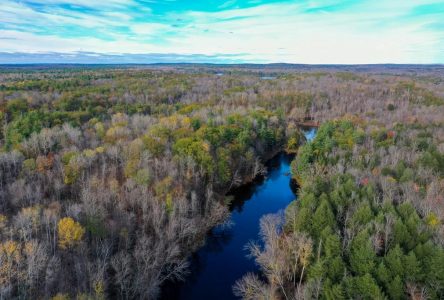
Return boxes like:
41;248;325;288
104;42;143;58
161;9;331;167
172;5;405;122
0;65;443;299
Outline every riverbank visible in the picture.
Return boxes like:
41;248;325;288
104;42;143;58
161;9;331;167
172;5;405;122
161;129;317;299
161;153;296;299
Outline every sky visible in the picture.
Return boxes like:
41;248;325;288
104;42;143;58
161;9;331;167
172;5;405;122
1;0;444;64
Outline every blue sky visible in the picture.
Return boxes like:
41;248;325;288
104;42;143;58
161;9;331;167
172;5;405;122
1;0;444;64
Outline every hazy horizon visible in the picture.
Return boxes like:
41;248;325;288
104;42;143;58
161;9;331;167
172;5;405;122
1;54;444;66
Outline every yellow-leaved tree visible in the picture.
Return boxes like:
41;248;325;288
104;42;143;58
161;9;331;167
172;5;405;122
57;217;85;250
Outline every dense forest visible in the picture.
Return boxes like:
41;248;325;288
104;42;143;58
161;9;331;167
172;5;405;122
232;67;444;300
0;65;443;299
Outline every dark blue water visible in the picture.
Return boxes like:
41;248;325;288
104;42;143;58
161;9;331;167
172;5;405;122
162;129;316;300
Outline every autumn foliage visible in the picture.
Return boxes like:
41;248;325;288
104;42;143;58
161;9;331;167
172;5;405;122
57;217;85;250
0;65;442;299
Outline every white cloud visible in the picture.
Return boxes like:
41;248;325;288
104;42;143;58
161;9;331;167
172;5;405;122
20;0;139;10
131;23;171;36
0;0;138;30
0;30;163;53
1;0;443;63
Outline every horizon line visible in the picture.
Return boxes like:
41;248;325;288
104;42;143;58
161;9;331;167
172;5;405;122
1;62;444;67
1;52;443;66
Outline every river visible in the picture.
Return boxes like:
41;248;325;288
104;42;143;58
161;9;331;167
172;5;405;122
161;128;317;300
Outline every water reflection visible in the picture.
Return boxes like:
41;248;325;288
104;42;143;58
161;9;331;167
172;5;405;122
305;127;317;141
161;129;316;300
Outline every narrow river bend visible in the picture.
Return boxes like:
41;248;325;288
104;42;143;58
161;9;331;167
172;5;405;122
162;128;316;300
